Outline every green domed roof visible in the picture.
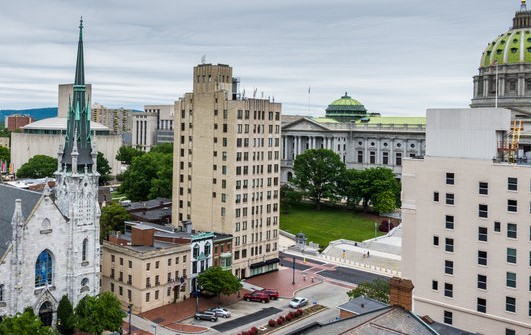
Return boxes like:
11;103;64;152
325;92;367;121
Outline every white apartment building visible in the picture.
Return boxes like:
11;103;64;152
402;108;531;334
172;63;281;279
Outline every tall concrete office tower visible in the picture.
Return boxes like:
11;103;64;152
172;64;281;279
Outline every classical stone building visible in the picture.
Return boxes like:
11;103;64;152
281;93;426;182
172;64;281;279
0;20;100;325
131;104;174;151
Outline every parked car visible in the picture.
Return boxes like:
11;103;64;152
260;288;279;300
194;310;218;322
289;297;308;308
209;307;231;318
243;291;270;303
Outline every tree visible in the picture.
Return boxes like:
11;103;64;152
57;295;75;335
119;144;173;201
291;149;346;210
100;202;131;241
16;155;57;178
346;279;390;304
115;145;144;165
358;167;401;213
0;146;9;163
75;292;126;335
280;184;302;214
198;266;243;302
0;309;58;335
337;168;363;209
97;151;112;185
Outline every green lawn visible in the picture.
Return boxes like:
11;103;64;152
280;203;383;249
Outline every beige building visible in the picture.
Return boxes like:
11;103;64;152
172;63;281;279
91;103;133;136
402;108;530;334
131;105;175;151
101;224;190;314
0;137;9;148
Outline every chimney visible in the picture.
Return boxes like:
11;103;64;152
131;226;155;247
389;277;414;311
183;220;192;234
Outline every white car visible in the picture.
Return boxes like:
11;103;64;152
289;297;308;308
209;307;231;318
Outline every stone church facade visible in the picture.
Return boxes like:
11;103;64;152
0;19;100;325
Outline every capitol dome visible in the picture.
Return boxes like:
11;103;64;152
471;0;531;108
325;92;367;120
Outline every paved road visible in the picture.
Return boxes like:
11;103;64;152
211;307;282;332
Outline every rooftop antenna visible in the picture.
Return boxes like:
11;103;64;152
253;88;257;98
308;86;311;114
201;55;206;64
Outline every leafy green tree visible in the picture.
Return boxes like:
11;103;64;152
119;144;173;201
337;168;363;209
16;155;57;178
346;279;390;304
358;167;400;212
75;292;126;335
280;184;302;214
100;202;131;241
115;146;144;165
198;266;243;302
291;149;346;210
0;146;9;163
57;295;75;335
0;309;58;335
97;151;112;185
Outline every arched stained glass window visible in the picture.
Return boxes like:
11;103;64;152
82;238;88;262
35;250;53;287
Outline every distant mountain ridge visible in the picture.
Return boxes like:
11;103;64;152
0;107;58;122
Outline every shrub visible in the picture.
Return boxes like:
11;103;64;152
288;311;295;318
268;319;277;327
250;327;258;335
297;309;303;316
286;314;292;321
277;317;284;325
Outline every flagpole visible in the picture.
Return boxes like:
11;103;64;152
308;86;311;114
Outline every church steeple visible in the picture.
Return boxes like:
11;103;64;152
61;17;93;171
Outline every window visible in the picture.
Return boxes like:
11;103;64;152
478;204;488;218
35;250;53;287
0;284;3;301
433;192;439;202
444;283;453;297
506;272;516;288
433;236;439;246
443;310;452;325
445;215;454;229
432;280;438;290
445;238;454;252
395;153;402;166
445;194;454;205
146;292;150;302
193;244;200;258
506;296;516;312
479;182;488;195
478;250;487;265
382;152;389;165
507;223;517;238
494;221;501;232
477;298;487;313
146;263;150;271
477;274;487;289
445;260;454;275
82;238;88;262
478;227;488;241
357;151;363;163
508;177;518;191
446;172;454;185
506;329;515;335
529;301;531;317
507;199;517;212
204;242;211;256
507;248;517;263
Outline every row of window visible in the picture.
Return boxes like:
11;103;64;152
237;110;280;121
437;282;519;313
235;220;278;231
235;150;280;162
110;269;187;288
111;254;187;269
233;231;278;246
233;243;277;260
357;151;406;166
445;174;524;193
444;309;521;335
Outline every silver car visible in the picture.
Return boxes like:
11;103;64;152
209;307;231;318
289;297;308;308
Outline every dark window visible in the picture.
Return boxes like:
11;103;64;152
506;272;516;288
479;204;488;218
357;151;363;163
445;260;454;275
444;283;453;297
396;153;402;166
478;226;488;241
445;215;454;229
432;280;438;290
477;298;487;313
433;236;439;246
506;296;516;312
433;192;439;202
446;173;455;185
494;221;501;232
508;177;518;191
505;329;515;335
478;250;487;265
446;193;454;205
445;238;454;252
477;274;487;289
507;248;517;263
507;223;517;238
507;199;517;212
479;182;488;195
443;310;452;325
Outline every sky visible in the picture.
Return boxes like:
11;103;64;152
0;0;518;117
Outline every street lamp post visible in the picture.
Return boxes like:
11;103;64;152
374;222;377;239
151;324;157;335
194;280;199;312
127;303;133;335
292;257;295;285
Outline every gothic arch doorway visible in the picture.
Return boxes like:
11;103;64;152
39;301;53;326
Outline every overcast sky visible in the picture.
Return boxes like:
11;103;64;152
0;0;518;117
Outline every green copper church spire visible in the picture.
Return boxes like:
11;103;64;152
61;17;93;171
